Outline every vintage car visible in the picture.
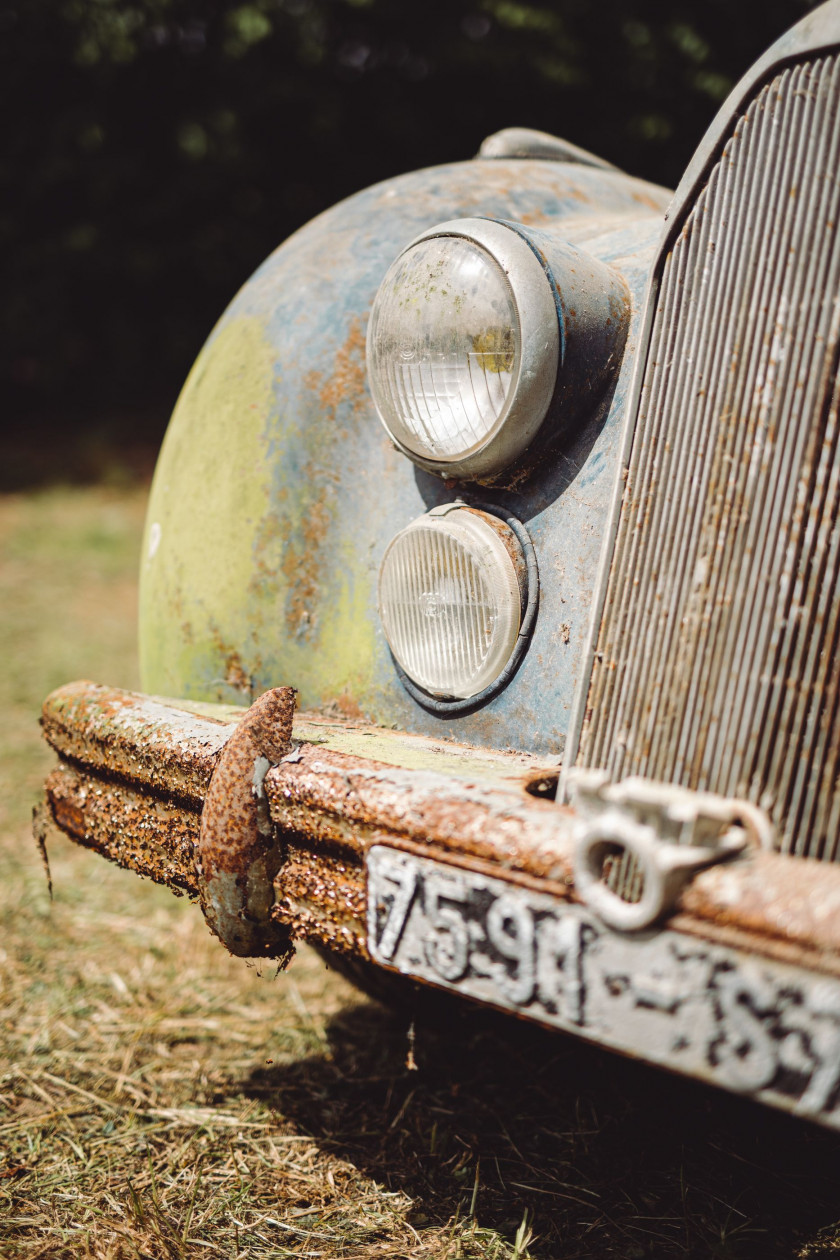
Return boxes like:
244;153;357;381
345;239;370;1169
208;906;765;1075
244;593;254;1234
37;0;840;1131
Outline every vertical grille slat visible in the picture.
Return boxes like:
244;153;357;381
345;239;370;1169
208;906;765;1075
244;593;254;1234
678;64;815;790
716;59;840;804
670;63;819;790
577;54;840;860
638;102;775;783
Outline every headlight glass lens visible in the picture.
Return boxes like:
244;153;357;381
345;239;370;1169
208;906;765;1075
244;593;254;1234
378;507;522;699
367;236;521;461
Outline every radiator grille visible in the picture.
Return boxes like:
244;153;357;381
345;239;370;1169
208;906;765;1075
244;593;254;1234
577;53;840;861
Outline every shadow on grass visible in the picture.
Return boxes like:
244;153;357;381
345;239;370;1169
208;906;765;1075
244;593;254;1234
240;994;840;1259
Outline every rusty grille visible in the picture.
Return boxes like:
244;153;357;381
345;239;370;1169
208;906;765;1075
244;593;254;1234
576;53;840;861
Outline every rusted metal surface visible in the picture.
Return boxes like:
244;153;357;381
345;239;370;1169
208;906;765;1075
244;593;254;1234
572;52;840;865
262;740;577;958
39;682;566;949
272;841;367;957
38;763;201;895
42;681;561;792
38;682;840;979
198;686;296;959
41;679;235;803
264;744;574;882
681;852;840;962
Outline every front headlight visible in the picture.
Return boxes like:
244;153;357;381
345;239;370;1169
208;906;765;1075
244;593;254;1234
378;504;529;701
367;217;630;484
366;233;519;460
367;219;558;481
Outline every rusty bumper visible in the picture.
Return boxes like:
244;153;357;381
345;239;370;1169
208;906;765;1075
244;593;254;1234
37;680;840;1131
36;680;840;979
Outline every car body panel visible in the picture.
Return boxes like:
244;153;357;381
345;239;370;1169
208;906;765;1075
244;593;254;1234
139;159;669;755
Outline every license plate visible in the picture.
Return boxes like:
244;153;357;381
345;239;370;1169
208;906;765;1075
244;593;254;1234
366;844;840;1128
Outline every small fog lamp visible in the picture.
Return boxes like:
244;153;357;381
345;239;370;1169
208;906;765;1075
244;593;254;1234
378;504;528;701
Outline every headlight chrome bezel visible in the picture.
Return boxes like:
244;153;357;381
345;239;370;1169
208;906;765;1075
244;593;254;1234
367;218;561;484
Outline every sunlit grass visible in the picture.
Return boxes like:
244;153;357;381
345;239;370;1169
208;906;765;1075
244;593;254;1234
0;487;144;837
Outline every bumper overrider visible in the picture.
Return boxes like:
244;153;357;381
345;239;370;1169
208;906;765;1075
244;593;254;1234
38;679;840;1132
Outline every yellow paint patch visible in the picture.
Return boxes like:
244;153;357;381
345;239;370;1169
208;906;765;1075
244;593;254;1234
139;316;276;696
311;538;379;709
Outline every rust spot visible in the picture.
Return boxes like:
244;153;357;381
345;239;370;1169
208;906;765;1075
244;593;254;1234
52;795;85;835
199;687;297;959
224;650;252;694
254;330;362;641
302;366;322;397
331;692;365;722
43;763;202;896
249;507;286;601
40;680;230;804
210;627;257;699
517;210;554;227
280;473;331;640
318;316;368;423
274;842;367;956
633;189;670;213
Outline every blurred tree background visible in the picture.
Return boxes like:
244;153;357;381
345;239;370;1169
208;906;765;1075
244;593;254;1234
0;0;822;485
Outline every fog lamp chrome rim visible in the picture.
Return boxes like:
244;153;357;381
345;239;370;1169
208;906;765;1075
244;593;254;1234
378;502;538;708
367;218;560;482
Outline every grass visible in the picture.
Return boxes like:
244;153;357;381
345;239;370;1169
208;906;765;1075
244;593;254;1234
4;485;840;1257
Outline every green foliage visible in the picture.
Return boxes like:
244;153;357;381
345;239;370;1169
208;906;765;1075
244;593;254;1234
0;0;822;432
63;0;149;66
224;4;274;57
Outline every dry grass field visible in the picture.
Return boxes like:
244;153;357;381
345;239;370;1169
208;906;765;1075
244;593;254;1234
4;484;840;1258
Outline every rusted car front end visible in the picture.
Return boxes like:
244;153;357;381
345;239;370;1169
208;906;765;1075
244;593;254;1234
38;0;840;1133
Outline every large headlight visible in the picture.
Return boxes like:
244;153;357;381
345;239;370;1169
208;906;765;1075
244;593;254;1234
367;217;629;484
378;503;532;702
